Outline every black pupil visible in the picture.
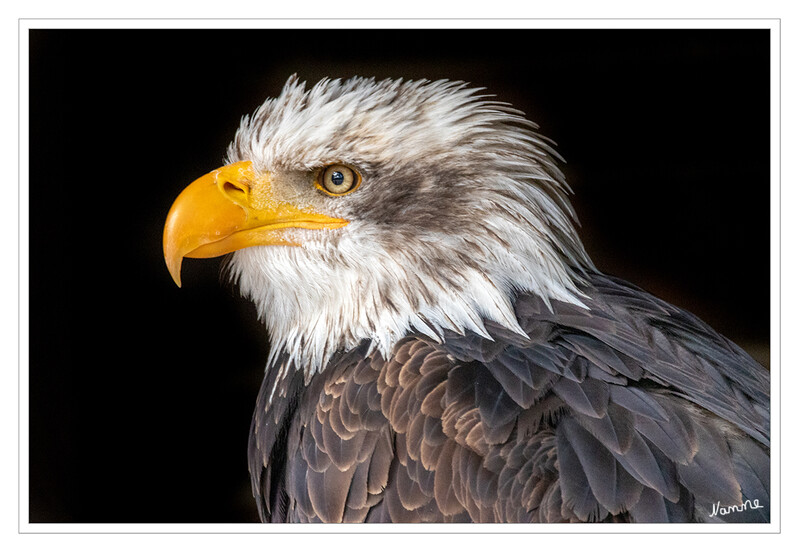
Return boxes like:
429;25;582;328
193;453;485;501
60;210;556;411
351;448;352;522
330;171;345;187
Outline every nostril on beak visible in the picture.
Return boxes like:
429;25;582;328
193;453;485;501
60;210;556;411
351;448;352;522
220;179;249;204
222;179;244;193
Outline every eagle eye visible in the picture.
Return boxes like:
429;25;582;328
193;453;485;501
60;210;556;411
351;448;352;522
316;164;361;196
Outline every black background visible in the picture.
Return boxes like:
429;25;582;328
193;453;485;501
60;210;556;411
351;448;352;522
28;28;770;523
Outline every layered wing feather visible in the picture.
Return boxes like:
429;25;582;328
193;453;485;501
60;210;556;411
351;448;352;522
248;273;770;522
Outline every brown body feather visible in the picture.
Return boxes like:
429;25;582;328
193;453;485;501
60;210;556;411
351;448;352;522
248;273;770;523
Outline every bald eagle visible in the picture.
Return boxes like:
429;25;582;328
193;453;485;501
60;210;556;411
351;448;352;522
163;76;770;523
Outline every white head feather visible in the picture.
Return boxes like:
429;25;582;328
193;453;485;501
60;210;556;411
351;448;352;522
224;76;592;378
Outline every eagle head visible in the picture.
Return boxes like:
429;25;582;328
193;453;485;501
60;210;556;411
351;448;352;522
164;76;592;374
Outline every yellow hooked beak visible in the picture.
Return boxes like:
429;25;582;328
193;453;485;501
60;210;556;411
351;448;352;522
163;161;348;287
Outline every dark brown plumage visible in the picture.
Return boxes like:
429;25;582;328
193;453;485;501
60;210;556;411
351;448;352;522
249;274;769;523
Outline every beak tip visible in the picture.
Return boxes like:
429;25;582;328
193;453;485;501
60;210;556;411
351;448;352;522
169;269;183;288
165;254;184;288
